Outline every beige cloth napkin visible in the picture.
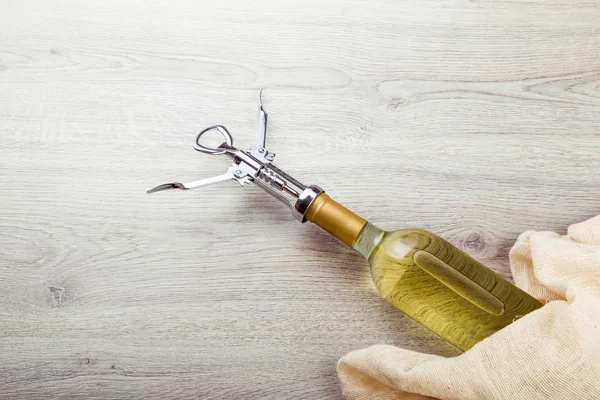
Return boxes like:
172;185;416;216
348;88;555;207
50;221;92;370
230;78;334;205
338;215;600;400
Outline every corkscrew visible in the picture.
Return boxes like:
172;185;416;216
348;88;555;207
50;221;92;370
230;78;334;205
148;91;323;222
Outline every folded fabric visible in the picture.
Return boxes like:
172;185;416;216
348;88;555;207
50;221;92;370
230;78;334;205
338;215;600;400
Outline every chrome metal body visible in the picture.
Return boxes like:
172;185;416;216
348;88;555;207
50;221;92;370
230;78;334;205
147;90;322;222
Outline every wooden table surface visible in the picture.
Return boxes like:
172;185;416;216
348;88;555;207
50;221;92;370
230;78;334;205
1;0;599;398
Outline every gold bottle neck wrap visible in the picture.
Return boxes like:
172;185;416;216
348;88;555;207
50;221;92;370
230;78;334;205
305;193;368;247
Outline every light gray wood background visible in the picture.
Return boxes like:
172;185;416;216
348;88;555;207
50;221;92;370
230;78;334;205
1;0;599;398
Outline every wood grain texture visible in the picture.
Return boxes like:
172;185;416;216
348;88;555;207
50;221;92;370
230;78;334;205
1;0;599;398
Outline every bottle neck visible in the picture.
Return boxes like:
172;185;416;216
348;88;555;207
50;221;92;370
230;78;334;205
305;194;384;258
352;222;386;259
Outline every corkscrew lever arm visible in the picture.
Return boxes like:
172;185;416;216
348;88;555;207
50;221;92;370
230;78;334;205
146;167;238;193
147;91;273;194
146;125;254;194
257;89;267;149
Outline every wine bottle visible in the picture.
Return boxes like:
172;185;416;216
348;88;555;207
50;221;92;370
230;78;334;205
306;194;541;350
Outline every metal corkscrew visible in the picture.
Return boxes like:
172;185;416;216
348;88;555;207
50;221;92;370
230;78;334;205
147;90;323;222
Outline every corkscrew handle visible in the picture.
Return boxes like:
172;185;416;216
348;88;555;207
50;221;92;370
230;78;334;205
147;91;325;222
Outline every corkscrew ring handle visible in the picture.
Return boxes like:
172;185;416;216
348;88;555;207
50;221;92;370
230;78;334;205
193;125;233;155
